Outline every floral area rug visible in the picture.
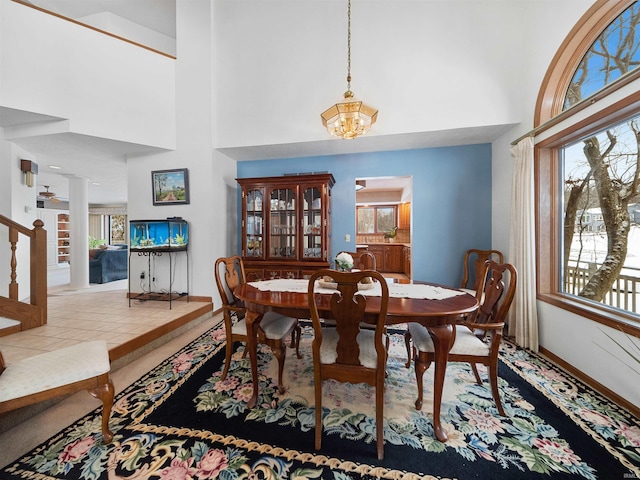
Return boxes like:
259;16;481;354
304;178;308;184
2;322;639;480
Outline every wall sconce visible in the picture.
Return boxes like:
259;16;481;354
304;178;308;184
20;159;38;187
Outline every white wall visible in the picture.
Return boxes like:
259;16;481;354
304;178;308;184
0;0;175;149
0;137;40;300
127;0;234;309
491;0;640;408
78;12;176;56
212;0;524;149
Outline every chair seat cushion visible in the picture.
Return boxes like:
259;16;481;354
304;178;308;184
320;328;380;368
408;323;490;357
231;311;297;340
0;340;110;402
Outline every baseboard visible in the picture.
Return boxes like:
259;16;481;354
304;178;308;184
539;345;639;419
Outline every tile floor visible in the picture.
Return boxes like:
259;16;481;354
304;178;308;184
0;268;217;467
0;279;213;364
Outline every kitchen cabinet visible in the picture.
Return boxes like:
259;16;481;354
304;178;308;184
237;173;335;280
367;245;384;271
366;244;405;273
403;245;411;277
384;245;403;273
399;202;411;229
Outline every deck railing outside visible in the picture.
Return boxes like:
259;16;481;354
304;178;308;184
565;262;640;314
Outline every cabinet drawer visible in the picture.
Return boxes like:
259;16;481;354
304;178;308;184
245;268;265;282
265;268;299;280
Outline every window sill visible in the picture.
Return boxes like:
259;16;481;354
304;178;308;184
538;292;640;338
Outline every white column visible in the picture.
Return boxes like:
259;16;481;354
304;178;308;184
68;176;89;289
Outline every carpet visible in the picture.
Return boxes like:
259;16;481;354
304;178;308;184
2;323;639;480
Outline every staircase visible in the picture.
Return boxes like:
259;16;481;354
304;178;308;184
0;215;48;336
0;317;21;336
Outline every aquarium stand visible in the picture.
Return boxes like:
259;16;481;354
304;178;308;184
128;249;189;309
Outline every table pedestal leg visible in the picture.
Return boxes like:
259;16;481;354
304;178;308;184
429;324;453;442
245;309;261;409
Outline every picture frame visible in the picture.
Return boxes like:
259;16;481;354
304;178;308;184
152;168;190;206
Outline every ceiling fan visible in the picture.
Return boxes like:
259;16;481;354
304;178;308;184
38;185;60;203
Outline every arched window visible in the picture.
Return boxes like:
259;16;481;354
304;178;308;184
564;3;640;109
535;0;640;338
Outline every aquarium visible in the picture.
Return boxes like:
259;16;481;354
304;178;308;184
129;218;189;251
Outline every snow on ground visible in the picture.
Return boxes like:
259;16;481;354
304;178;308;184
569;225;640;272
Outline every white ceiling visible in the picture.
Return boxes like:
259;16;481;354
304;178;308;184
5;1;514;206
1;107;164;205
356;176;412;205
4;0;176;206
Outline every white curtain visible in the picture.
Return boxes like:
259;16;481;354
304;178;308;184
508;137;539;352
88;214;102;240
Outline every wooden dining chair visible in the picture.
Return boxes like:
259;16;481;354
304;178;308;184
460;249;504;296
405;260;517;416
215;256;301;394
328;251;379;329
308;269;389;460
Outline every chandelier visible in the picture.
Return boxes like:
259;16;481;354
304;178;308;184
321;0;377;139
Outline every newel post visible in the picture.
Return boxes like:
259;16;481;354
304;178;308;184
31;219;47;326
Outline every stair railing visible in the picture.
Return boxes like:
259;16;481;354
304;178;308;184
0;214;47;330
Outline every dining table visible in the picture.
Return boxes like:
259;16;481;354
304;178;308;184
233;277;479;442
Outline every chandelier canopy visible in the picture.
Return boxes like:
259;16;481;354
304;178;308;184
321;0;377;139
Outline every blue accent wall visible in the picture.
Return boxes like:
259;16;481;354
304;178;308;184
237;144;492;286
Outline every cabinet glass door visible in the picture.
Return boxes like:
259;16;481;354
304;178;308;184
268;187;296;259
245;189;264;258
302;186;323;259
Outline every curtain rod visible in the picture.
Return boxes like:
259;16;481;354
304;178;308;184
510;98;596;146
511;69;640;146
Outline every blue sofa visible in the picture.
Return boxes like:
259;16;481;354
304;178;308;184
89;245;128;284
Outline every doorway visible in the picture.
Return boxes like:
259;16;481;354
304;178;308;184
355;176;412;279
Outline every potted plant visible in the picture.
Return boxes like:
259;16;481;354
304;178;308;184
384;227;398;243
596;327;640;376
89;235;106;249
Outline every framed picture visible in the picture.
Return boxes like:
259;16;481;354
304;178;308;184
152;168;190;206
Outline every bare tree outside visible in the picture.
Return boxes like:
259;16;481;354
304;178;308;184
562;4;640;308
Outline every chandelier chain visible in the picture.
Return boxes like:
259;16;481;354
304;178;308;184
320;0;377;139
347;0;351;90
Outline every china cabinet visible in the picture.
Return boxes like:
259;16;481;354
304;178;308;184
237;173;335;280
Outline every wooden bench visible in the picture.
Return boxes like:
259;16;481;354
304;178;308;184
0;340;114;442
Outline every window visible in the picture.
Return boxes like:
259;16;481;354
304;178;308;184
536;1;640;336
357;206;397;234
564;3;640;110
561;113;640;310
